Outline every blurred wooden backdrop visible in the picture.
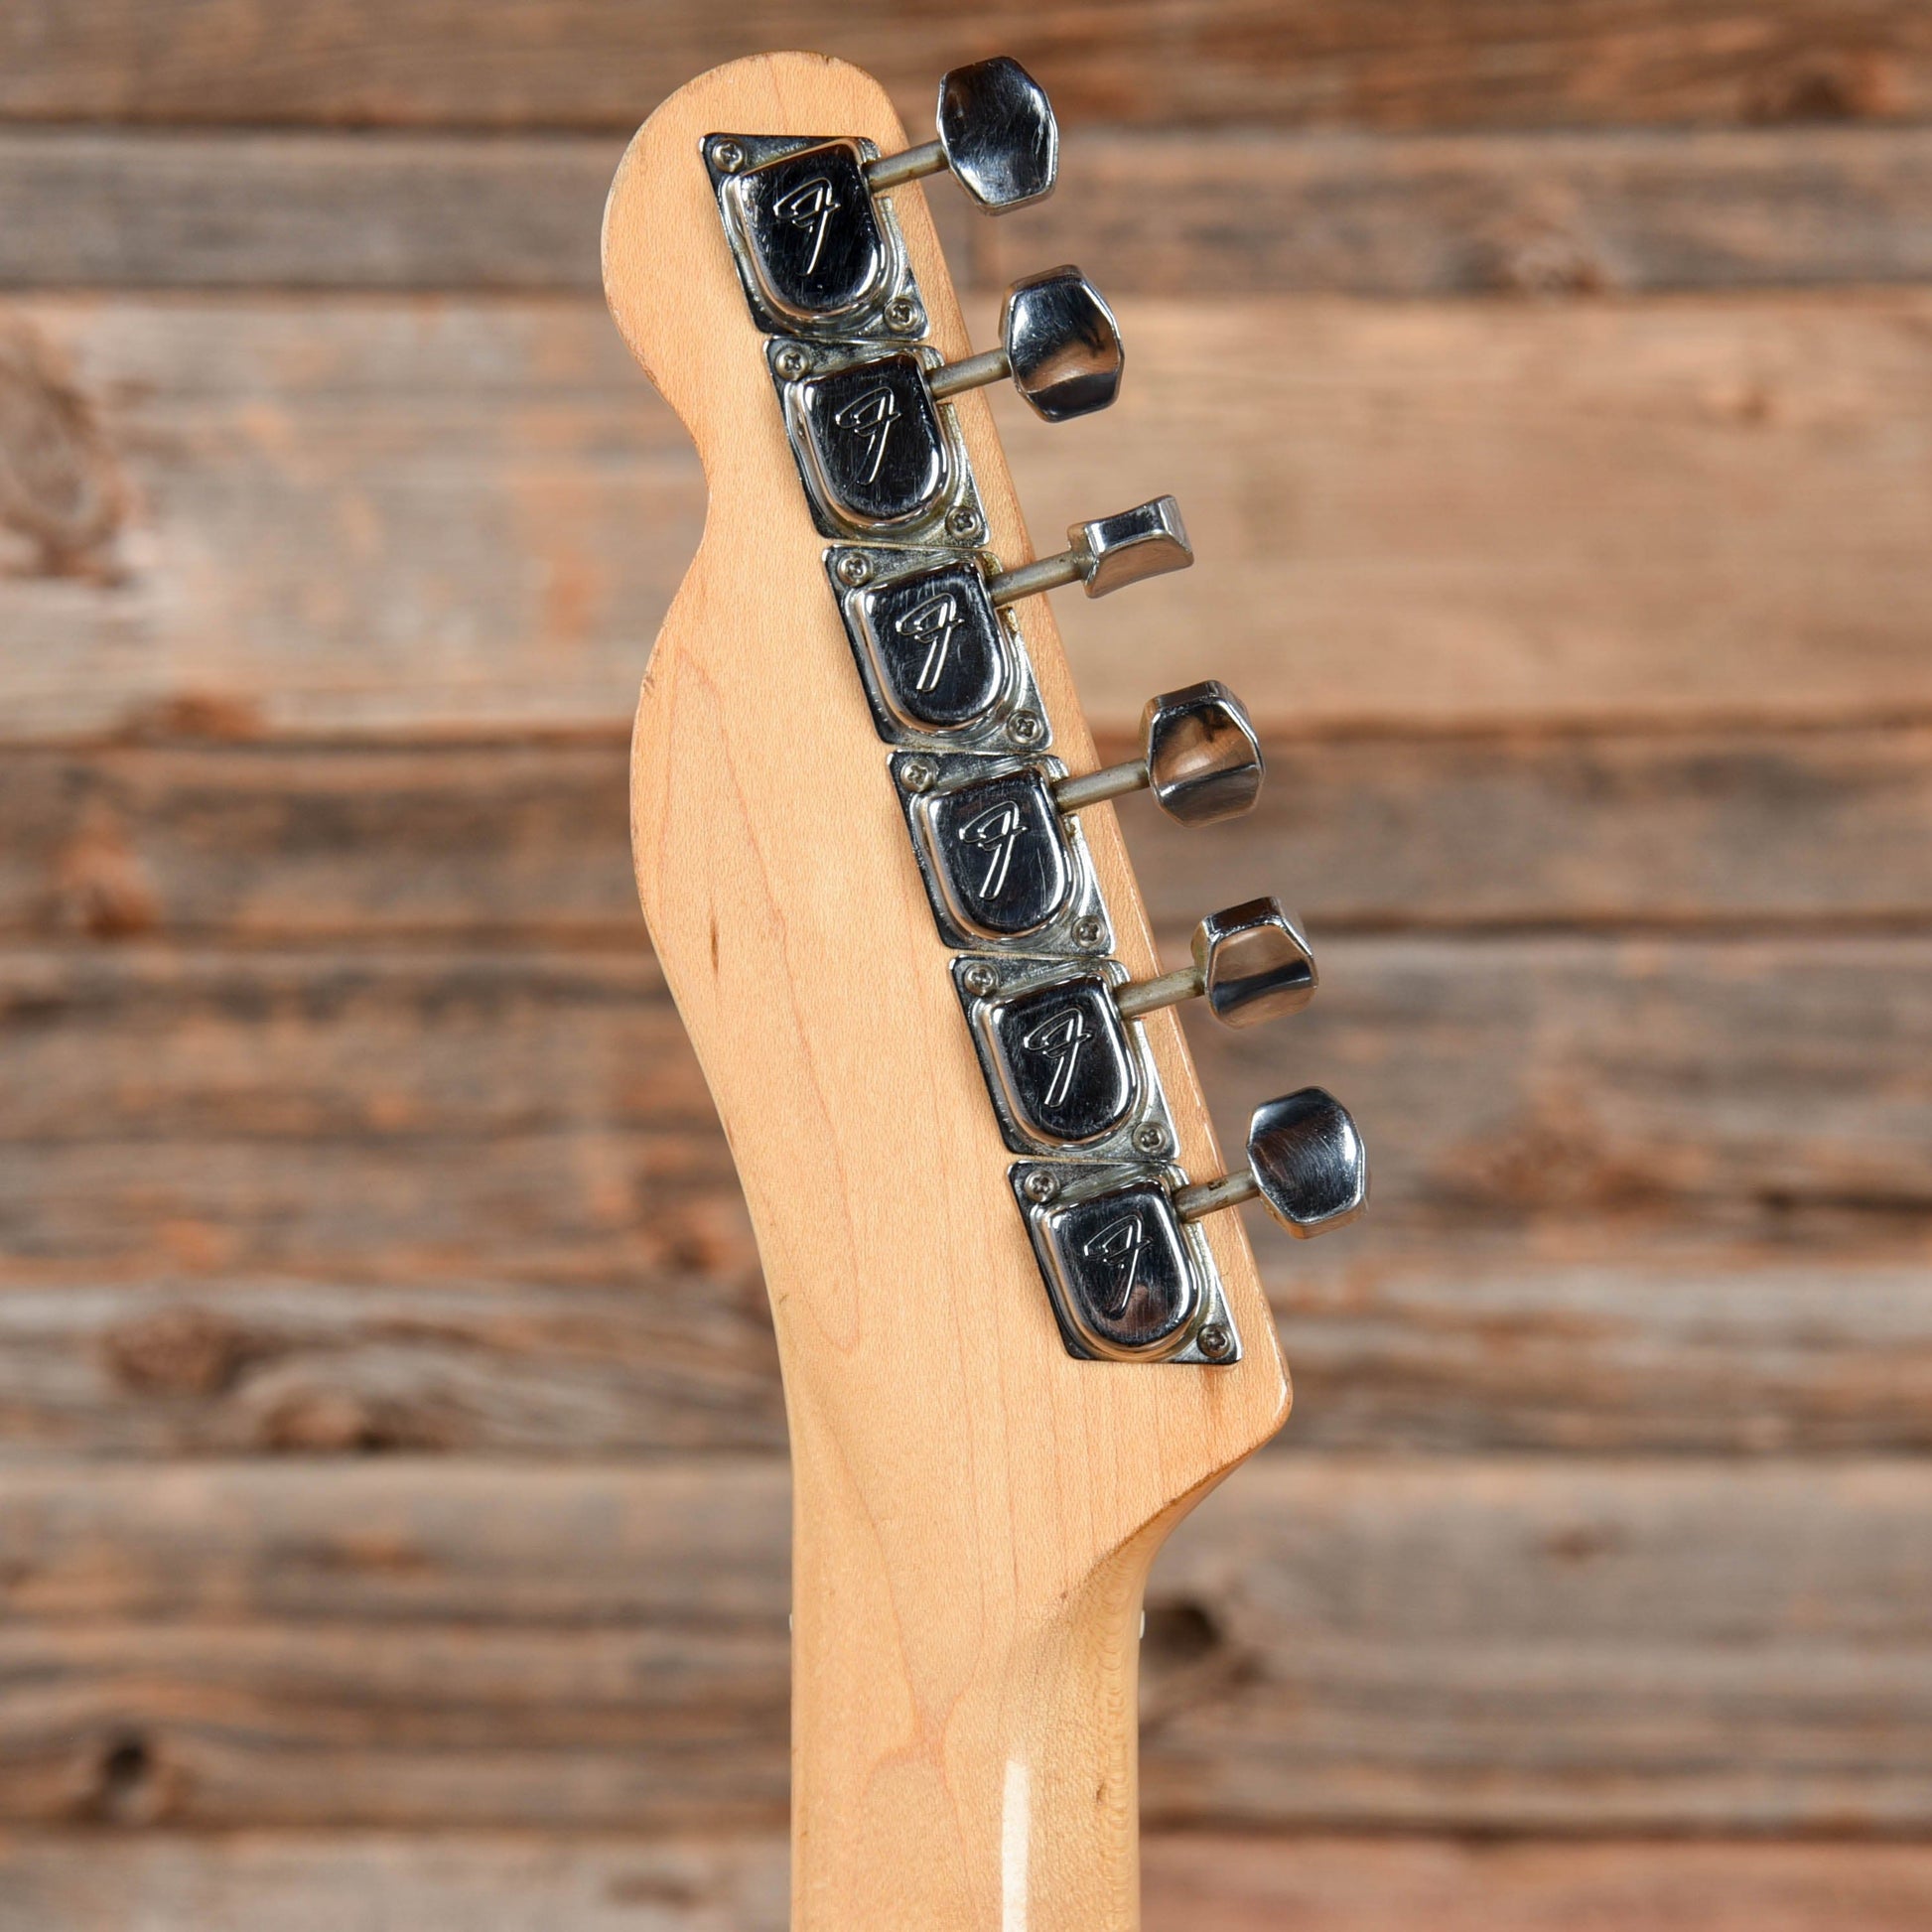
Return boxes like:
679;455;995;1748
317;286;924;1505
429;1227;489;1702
3;4;1932;1926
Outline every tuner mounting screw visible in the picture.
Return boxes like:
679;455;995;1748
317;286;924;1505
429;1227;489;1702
1196;1322;1234;1362
710;139;745;174
945;504;983;542
1070;913;1106;950
1005;709;1043;749
885;294;921;334
899;757;938;793
1132;1121;1170;1158
773;343;812;380
835;551;873;588
1023;1170;1059;1204
962;961;998;998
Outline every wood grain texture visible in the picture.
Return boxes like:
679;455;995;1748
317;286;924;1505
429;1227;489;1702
5;1255;1930;1459
0;936;1925;1456
8;725;1932;945
7;290;1932;739
9;1834;1932;1932
3;1456;1932;1833
4;937;1923;1279
5;0;1932;132
984;123;1932;296
602;56;1288;1932
12;125;1932;296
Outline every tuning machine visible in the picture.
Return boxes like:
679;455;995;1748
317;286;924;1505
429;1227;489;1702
894;684;1262;947
956;899;1316;1155
1013;1088;1368;1363
828;496;1192;747
709;59;1055;334
775;267;1123;533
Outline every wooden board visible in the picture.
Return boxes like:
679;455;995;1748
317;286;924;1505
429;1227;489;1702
8;725;1932;945
7;292;1932;739
5;0;1932;132
5;938;1923;1271
10;1833;1932;1932
12;125;1932;296
4;1456;1932;1832
984;124;1932;296
0;936;1926;1456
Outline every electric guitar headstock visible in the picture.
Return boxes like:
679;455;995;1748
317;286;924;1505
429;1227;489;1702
603;53;1366;1932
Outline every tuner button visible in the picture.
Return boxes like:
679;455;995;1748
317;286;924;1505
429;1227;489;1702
1246;1088;1369;1238
1077;496;1192;599
1111;896;1315;1031
984;495;1193;609
1049;680;1263;825
1144;680;1264;826
937;58;1058;210
1003;266;1124;422
1196;899;1316;1026
1171;1086;1368;1239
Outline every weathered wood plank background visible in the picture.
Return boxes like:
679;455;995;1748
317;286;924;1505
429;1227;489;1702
1;4;1928;1925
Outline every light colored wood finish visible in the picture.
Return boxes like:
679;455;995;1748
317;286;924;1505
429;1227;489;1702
601;55;1286;1932
9;290;1932;741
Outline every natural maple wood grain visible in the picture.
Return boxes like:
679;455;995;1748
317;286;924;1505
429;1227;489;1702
4;1457;1932;1832
8;291;1932;739
602;55;1286;1932
6;0;1932;132
9;725;1932;944
14;124;1932;296
10;1834;1932;1932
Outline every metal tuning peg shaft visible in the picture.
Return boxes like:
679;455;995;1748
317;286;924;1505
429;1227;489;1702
1116;898;1315;1027
865;57;1057;212
1173;1088;1369;1239
958;899;1315;1152
927;266;1123;422
988;495;1192;606
1054;680;1263;826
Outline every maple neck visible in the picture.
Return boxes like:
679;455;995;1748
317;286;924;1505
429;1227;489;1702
603;52;1293;1931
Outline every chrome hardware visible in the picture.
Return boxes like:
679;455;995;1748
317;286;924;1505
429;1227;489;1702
1113;898;1316;1029
965;960;1143;1148
894;750;1112;953
925;267;1124;423
1010;1161;1240;1364
956;907;1308;1154
986;496;1192;606
709;132;919;335
954;954;1187;1158
1053;681;1264;826
864;58;1057;212
829;503;1191;747
782;345;958;531
828;546;1047;745
1173;1088;1369;1238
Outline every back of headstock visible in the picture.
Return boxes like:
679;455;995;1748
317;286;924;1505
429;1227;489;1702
603;52;1365;1932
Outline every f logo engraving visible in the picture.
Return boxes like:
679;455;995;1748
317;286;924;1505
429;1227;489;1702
770;174;840;276
1021;1004;1090;1110
895;591;963;694
958;800;1024;900
831;383;899;484
1082;1210;1146;1318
